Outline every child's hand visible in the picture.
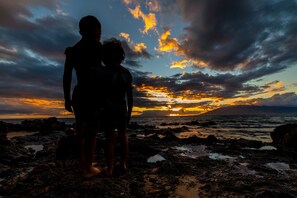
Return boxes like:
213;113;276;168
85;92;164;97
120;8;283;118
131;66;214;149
65;100;73;112
127;115;131;125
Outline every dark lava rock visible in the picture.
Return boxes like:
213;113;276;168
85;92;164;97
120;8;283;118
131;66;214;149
55;134;79;160
128;122;155;130
271;124;297;152
206;135;218;143
0;133;31;177
160;122;180;126
256;189;296;198
18;117;66;134
200;121;216;127
184;120;200;126
162;130;179;141
170;126;189;133
0;121;8;133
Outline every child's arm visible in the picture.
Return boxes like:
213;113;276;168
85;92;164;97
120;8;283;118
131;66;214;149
127;86;133;125
63;48;73;112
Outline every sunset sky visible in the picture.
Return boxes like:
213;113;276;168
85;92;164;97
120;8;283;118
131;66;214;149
1;0;297;118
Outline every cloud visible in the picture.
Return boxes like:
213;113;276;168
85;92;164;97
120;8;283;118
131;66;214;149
157;29;182;54
128;5;157;34
0;98;65;117
166;0;297;74
147;0;160;12
119;32;152;67
0;0;58;30
254;92;297;107
131;63;287;105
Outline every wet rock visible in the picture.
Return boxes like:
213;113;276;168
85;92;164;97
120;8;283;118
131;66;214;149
206;135;218;143
184;120;200;126
0;121;8;133
15;117;66;134
160;122;180;126
55;134;79;160
0;133;31;178
128;122;155;130
200;121;216;127
271;124;297;152
256;189;296;198
148;133;160;140
162;130;179;141
182;136;204;144
168;126;189;133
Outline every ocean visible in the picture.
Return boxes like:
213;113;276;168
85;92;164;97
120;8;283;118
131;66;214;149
2;114;297;143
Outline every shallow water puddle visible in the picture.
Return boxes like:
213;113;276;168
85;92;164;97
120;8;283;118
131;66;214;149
208;153;236;160
147;154;166;163
235;162;257;175
7;131;39;140
266;162;290;171
24;144;44;154
173;145;209;159
172;145;236;161
259;146;277;151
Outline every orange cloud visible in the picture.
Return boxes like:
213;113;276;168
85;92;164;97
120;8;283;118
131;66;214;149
129;5;157;34
134;43;147;52
265;81;285;94
119;32;131;42
119;32;148;53
158;29;182;54
170;59;195;69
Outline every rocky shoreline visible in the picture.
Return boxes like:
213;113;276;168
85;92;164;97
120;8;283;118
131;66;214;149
1;118;297;197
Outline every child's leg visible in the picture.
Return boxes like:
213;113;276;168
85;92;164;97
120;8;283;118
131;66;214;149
75;122;86;173
105;126;116;176
118;124;128;170
84;125;100;176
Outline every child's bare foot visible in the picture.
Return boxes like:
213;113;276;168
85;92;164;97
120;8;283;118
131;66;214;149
115;163;127;175
83;166;101;178
103;166;113;177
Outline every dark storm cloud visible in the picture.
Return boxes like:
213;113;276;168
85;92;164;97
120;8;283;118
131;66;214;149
1;15;78;62
0;0;57;30
0;51;64;99
121;41;152;59
0;102;44;115
124;60;142;67
174;0;297;72
0;0;80;102
256;92;297;107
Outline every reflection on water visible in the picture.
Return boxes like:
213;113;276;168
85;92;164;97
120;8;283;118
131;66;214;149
266;162;290;171
173;145;236;161
24;144;44;154
143;171;201;197
173;145;208;159
208;153;236;160
259;146;277;150
147;154;166;163
173;176;201;198
6;131;38;140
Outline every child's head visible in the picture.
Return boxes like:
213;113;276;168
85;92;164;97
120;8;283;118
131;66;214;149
102;38;125;65
79;15;101;40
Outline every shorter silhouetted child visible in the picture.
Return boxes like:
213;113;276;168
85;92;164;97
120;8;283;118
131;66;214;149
101;38;133;176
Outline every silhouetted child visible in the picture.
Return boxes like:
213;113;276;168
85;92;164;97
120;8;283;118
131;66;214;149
63;15;103;177
101;38;133;176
